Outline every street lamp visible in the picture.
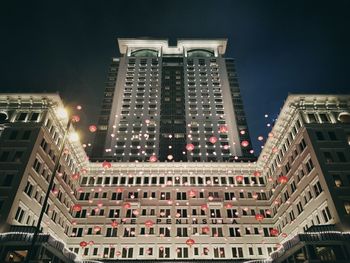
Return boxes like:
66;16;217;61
24;107;78;262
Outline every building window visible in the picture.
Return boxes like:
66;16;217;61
336;152;347;162
321;206;332;222
121;247;133;258
232;247;243;258
333;175;343;187
177;247;188;258
24;182;34;197
313;181;323;197
2;174;13;186
315;131;324;140
328;131;337;140
214;247;225;258
15;206;25;223
306;158;314;173
344;201;350;214
323;152;334;163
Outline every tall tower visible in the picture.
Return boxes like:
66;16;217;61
91;38;255;162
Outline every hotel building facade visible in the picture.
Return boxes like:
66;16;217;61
0;39;349;262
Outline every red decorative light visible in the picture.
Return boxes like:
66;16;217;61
79;241;88;247
76;105;82;110
72;173;80;180
188;189;196;198
258;136;264;141
270;228;279;236
236;175;244;182
186;143;195;151
201;204;208;210
282;233;288;238
272;147;278;153
144;220;154;228
94;226;101;232
255;214;264;221
253;171;261;177
132;210;139;216
72;204;82;212
278;176;288;184
186;238;195;247
102;161;112;169
252;192;258;199
149;155;157;162
80;168;88;174
88;240;94;246
225;203;233;209
123;202;131;209
209;136;217;144
111;221;118;228
116;251;121;257
89;125;97;133
71;115;80;123
202;226;210;234
241;140;249;147
219;125;228;133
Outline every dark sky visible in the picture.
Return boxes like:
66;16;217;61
0;0;349;152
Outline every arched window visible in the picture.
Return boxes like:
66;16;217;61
187;49;214;58
130;49;158;57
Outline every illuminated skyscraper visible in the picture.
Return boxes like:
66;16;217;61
90;39;254;162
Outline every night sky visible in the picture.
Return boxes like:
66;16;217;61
0;0;349;153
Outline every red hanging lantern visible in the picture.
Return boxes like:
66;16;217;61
111;221;118;228
72;204;82;212
278;176;288;184
186;143;195;151
252;192;258;199
102;161;112;169
225;203;233;209
253;171;261;177
272;147;278;153
281;233;288;238
188;189;196;198
123;202;131;209
270;228;279;236
79;241;88;248
186;238;195;247
149;155;157;162
71;115;80;123
202;226;210;234
89;125;97;133
116;251;121;257
144;220;154;228
255;214;264;221
94;226;101;232
72;173;80;180
132;210;139;216
88;240;94;246
236;175;244;182
241;140;249;147
219;125;228;133
201;204;208;210
209;136;217;144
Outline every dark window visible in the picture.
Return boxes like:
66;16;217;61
336;152;346;162
315;131;324;140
